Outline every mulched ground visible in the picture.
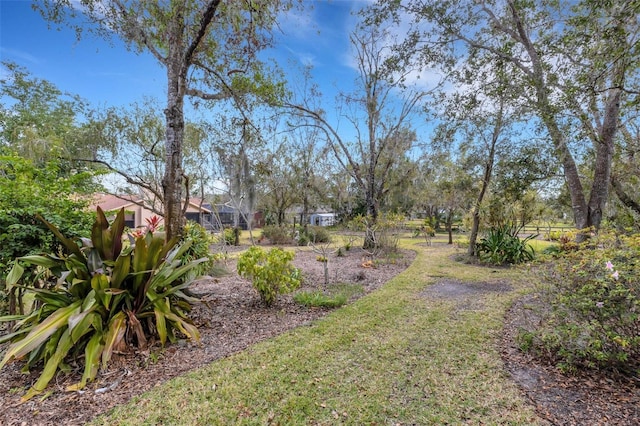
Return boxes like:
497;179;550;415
0;247;414;426
1;244;638;425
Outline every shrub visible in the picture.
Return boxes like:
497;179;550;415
519;232;640;376
545;230;564;241
299;226;332;245
454;236;470;249
237;246;301;306
348;213;405;254
476;225;536;265
261;225;294;245
181;222;216;279
0;156;96;313
220;227;240;246
0;208;205;401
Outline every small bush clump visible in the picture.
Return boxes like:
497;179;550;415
261;225;294;245
181;222;216;278
237;246;301;306
518;231;640;376
300;226;332;245
220;227;240;246
348;213;405;254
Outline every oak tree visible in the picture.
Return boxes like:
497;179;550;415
38;0;292;240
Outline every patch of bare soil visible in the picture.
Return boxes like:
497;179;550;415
0;247;414;426
501;293;640;425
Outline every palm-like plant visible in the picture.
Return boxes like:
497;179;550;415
0;207;205;400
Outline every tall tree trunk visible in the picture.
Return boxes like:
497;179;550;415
446;209;454;245
468;102;502;257
364;189;378;250
163;59;186;242
507;0;622;238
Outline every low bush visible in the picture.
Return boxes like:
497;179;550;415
518;231;640;376
476;225;536;265
181;222;217;279
348;213;405;254
545;230;564;241
454;236;470;249
221;227;240;246
261;225;294;245
300;226;332;245
237;246;301;306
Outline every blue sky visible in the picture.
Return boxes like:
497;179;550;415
0;1;366;110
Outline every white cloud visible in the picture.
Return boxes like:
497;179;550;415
277;4;319;41
0;47;41;65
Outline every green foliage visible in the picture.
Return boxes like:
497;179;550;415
545;230;564;241
519;232;640;376
454;236;470;249
0;208;205;400
348;213;406;253
308;226;332;243
0;62;105;168
0;155;96;288
294;290;347;308
237;246;301;306
296;231;310;246
261;225;294;245
294;283;364;308
181;222;216;279
220;227;241;246
297;225;332;246
414;219;436;243
476;225;536;265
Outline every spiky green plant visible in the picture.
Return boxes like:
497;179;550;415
476;225;537;265
0;207;205;401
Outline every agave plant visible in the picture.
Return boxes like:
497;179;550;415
0;207;206;401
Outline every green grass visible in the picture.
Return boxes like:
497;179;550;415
293;283;364;308
528;238;558;252
92;239;541;425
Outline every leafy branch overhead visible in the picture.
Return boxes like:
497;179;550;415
36;0;294;241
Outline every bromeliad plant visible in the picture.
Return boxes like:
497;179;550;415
0;207;206;401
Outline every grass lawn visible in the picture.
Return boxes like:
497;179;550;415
92;236;541;425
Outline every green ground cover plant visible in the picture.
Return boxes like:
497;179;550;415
293;283;364;308
92;236;539;425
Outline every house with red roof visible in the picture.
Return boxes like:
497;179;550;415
89;193;214;230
